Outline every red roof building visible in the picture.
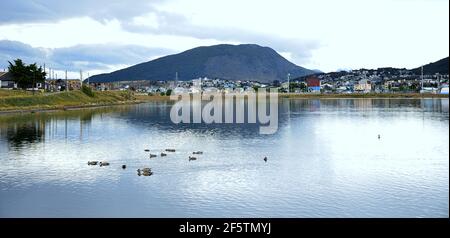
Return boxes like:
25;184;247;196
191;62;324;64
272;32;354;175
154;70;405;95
306;77;321;87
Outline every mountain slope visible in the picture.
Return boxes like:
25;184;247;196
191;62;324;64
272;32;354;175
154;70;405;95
89;44;315;83
412;57;449;75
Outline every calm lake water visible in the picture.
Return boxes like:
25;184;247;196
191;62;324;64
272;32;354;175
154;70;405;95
0;98;448;218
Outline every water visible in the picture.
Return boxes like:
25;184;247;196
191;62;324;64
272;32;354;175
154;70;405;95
0;98;448;218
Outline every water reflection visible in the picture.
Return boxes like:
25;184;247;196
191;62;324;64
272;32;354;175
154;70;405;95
0;99;448;152
0;99;448;218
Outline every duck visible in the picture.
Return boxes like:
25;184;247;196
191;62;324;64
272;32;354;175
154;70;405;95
378;134;381;139
144;149;150;152
150;154;157;158
193;151;203;155
87;161;98;166
122;165;127;169
137;168;153;176
99;161;110;167
189;156;197;162
263;157;268;163
161;153;167;157
165;149;176;152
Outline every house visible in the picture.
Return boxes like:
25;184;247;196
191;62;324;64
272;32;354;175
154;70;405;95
306;76;321;93
173;87;188;94
67;79;82;90
354;79;372;93
46;79;81;91
440;84;449;95
0;72;17;89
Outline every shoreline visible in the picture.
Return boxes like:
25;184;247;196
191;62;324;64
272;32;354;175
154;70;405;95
1;93;448;115
280;93;448;99
0;101;145;115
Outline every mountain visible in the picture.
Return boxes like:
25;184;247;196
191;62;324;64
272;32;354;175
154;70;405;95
412;57;449;75
89;44;315;83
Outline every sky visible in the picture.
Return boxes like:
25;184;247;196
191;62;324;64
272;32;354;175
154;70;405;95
0;0;448;78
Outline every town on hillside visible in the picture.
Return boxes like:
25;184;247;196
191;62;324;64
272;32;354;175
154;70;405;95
1;64;449;95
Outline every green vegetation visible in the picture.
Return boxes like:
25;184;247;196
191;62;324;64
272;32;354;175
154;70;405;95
0;89;138;112
8;59;46;89
81;85;95;97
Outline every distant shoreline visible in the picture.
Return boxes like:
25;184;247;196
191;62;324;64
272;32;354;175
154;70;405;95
1;91;447;115
280;93;448;99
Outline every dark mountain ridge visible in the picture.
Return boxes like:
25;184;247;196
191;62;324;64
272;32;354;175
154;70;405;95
412;57;449;75
89;44;315;83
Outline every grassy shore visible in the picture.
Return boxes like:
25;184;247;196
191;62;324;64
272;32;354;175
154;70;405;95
0;89;141;112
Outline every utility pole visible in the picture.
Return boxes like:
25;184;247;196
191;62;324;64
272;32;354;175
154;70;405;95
80;70;83;87
421;66;424;93
65;70;68;92
33;70;36;95
437;73;441;90
287;73;291;93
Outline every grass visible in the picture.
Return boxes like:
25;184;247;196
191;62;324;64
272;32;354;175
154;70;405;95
134;94;171;101
0;89;139;112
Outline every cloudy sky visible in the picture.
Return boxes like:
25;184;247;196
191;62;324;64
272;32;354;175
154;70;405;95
0;0;448;78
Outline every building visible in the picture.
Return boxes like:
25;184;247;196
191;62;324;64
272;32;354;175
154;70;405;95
354;79;372;93
440;85;449;95
0;72;17;89
306;76;321;93
67;79;82;90
46;79;82;91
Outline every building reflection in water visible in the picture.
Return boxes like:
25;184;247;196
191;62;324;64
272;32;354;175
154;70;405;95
0;99;447;151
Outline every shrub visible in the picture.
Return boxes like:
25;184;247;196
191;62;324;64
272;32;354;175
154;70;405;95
81;85;95;97
121;90;134;100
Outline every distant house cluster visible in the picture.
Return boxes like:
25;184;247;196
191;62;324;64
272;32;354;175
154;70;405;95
2;67;449;95
81;69;449;95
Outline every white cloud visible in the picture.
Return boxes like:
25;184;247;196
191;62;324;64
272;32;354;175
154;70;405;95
0;0;161;24
0;40;174;77
0;0;448;73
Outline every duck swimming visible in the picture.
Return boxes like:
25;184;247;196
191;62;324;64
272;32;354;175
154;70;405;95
100;161;110;167
263;157;268;163
189;156;197;161
193;151;203;155
161;153;167;157
122;165;127;169
165;149;176;152
137;168;153;176
87;161;98;166
150;154;157;158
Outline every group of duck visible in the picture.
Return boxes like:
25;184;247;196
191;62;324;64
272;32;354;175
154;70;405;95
87;148;204;177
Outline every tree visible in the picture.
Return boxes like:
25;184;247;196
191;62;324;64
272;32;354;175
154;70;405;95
8;59;46;89
299;82;307;92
